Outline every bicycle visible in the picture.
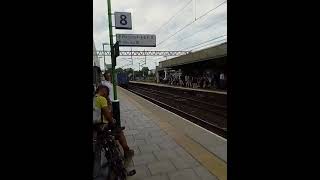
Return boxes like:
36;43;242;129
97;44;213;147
93;123;136;180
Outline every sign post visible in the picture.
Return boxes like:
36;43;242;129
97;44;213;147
105;0;156;129
106;0;121;128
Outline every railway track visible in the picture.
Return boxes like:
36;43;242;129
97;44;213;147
129;84;227;117
130;83;227;107
126;84;227;139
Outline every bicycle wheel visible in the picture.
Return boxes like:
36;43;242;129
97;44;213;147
110;143;127;180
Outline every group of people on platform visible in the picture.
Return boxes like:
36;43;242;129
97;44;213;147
163;72;227;90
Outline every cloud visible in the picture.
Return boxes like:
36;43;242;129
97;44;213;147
94;0;227;70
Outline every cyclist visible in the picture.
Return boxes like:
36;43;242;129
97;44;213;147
93;84;134;160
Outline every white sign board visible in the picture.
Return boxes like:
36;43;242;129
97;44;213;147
114;12;132;29
116;34;156;47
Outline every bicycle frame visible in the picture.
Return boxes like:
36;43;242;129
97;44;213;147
93;126;135;180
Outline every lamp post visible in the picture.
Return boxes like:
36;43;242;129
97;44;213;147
106;0;120;128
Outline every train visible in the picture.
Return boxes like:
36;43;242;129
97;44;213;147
116;72;129;89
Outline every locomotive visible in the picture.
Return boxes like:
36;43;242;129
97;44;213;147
116;72;129;89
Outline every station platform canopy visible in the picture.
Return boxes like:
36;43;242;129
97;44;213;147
158;42;227;70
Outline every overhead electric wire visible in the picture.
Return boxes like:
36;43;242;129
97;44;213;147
156;0;227;47
181;35;226;51
153;0;193;34
179;34;227;51
162;18;226;50
197;0;227;20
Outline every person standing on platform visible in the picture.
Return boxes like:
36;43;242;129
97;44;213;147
192;76;197;88
220;72;225;89
208;75;212;89
185;75;188;87
196;76;201;88
203;75;208;89
186;75;190;87
180;76;184;87
199;76;204;88
102;72;114;108
214;72;219;89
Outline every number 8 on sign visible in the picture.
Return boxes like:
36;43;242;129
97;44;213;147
120;15;127;25
115;12;132;30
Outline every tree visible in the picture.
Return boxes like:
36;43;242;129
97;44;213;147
124;68;133;74
115;68;124;73
134;71;143;77
141;67;149;77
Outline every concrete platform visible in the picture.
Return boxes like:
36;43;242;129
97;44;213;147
129;81;227;95
118;86;227;180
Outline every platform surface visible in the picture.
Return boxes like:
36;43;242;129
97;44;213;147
118;86;227;180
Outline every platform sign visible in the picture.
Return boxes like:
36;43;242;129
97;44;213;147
116;34;156;47
114;12;132;29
